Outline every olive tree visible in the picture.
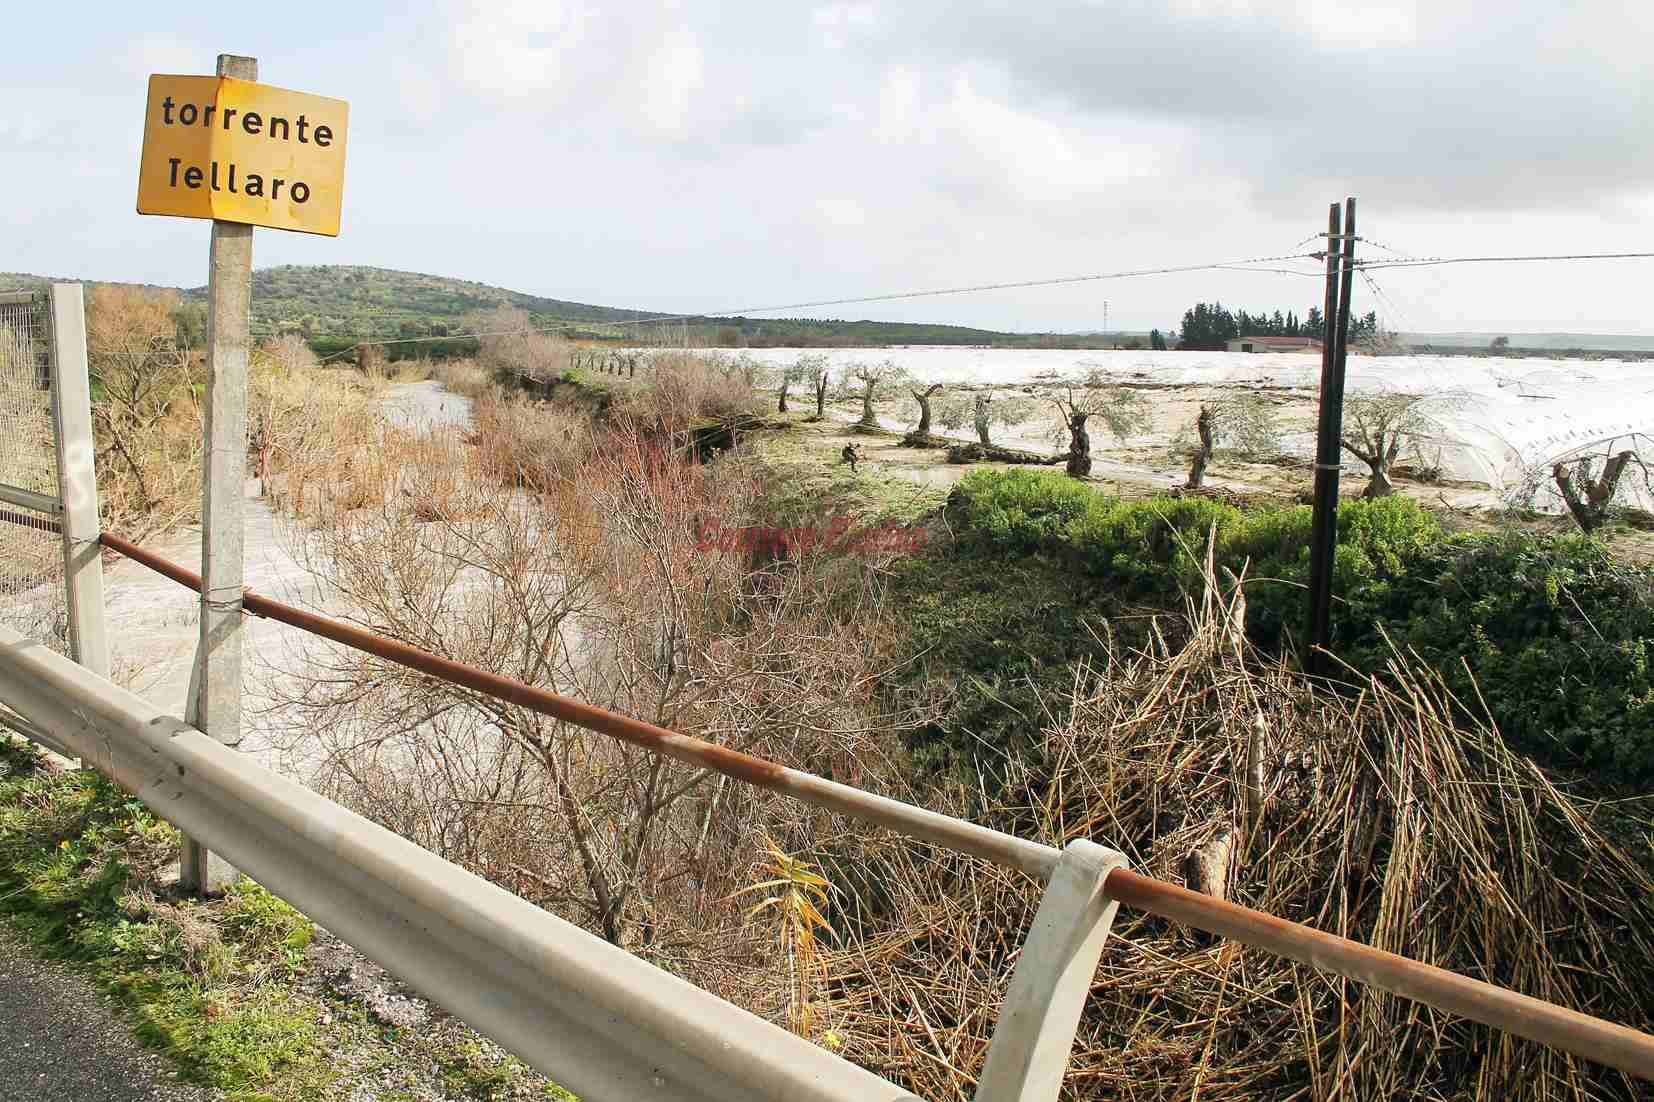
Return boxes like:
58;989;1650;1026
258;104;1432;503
1183;393;1282;488
1340;388;1463;498
1047;369;1150;477
903;380;946;442
938;390;1038;446
847;360;908;429
779;353;831;416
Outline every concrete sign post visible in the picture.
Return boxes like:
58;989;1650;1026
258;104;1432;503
139;54;348;893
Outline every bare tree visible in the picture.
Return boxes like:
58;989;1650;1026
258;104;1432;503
1340;389;1461;498
1047;370;1150;477
474;305;569;382
938;390;1038;446
265;332;318;375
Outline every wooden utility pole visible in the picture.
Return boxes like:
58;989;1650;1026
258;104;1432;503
1305;198;1357;677
182;52;256;894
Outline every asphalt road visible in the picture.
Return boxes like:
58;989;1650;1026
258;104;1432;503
0;928;217;1102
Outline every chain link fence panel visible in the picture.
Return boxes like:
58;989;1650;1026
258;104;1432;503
0;290;70;655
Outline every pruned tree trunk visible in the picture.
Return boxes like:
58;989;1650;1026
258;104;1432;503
1187;405;1215;489
974;394;993;445
1066;412;1092;477
778;378;789;413
1555;451;1635;534
858;383;879;427
1342;437;1396;498
910;384;942;436
815;374;829;418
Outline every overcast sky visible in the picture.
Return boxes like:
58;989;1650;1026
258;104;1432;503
3;1;1651;334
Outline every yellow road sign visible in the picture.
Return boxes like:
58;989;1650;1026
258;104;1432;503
137;74;348;236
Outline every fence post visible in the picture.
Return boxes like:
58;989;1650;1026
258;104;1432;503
47;282;109;679
182;51;257;895
974;839;1128;1102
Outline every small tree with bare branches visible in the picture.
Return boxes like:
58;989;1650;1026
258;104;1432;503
473;305;569;382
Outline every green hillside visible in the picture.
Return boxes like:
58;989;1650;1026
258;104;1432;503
193;265;665;343
1;264;1113;352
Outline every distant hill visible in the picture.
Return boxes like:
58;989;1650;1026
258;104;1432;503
2;265;1115;352
1399;331;1654;353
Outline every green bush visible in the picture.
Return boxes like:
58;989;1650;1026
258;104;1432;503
942;471;1654;783
1340;533;1654;781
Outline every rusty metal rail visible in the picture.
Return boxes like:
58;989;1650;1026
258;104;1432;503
95;529;1654;1083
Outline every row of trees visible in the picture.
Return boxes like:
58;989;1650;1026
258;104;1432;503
1174;302;1380;350
770;353;1645;531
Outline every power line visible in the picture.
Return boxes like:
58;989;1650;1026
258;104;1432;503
311;246;1654;365
320;250;1321;362
1358;251;1654;271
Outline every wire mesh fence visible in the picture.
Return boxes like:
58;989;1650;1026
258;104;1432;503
0;290;70;655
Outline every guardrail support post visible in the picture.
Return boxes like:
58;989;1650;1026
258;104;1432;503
974;839;1127;1102
47;282;109;680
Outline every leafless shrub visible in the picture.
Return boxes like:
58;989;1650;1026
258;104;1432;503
248;345;388;520
474;305;570;382
357;342;387;383
432;357;494;399
267;414;916;983
469;390;593;491
620;351;765;435
85;285;201;539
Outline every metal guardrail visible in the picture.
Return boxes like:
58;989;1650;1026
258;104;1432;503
86;531;1654;1089
0;624;921;1102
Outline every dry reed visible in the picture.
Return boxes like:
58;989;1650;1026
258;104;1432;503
818;572;1654;1100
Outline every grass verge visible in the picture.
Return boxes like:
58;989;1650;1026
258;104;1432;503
0;737;574;1101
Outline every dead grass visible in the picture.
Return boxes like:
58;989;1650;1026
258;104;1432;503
816;572;1654;1100
431;357;493;398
